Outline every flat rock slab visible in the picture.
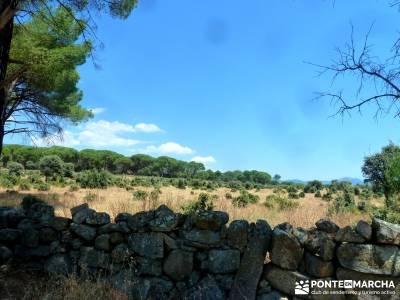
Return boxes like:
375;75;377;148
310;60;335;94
270;227;303;270
373;218;400;246
337;243;400;276
208;249;240;274
263;264;310;298
229;220;272;300
128;232;164;259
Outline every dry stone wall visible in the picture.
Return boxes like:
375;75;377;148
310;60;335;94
1;196;400;299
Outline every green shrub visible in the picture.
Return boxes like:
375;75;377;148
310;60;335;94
328;191;356;215
288;192;299;199
264;194;299;211
299;191;305;198
36;182;50;191
373;207;400;224
315;190;322;198
63;162;75;177
322;192;333;201
225;192;232;199
18;180;31;191
76;170;111;189
38;155;64;179
182;192;214;215
133;189;148;201
25;160;37;170
8;161;24;176
232;190;259;207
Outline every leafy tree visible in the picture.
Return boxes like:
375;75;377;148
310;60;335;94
7;161;24;176
0;0;138;154
362;143;400;205
63;162;75;177
114;157;132;174
0;7;92;154
38;155;64;179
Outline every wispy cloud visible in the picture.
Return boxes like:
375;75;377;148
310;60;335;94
191;155;216;164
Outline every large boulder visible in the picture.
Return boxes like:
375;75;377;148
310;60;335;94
270;227;303;270
0;245;13;264
15;245;51;258
182;228;222;248
183;276;225;300
227;220;249;252
22;196;54;222
163;249;193;281
337;243;400;276
192;210;229;230
79;246;110;269
44;254;73;275
305;230;335;261
0;207;25;228
86;211;110;226
128;232;164;259
135;257;162;276
94;234;111;251
50;217;70;231
21;228;39;247
335;226;365;243
373;218;400;245
315;219;339;233
111;243;131;264
149;205;179;232
98;223;125;234
71;204;94;224
262;264;310;297
127;211;155;232
207;249;241;274
0;228;21;243
229;220;272;300
356;220;372;241
304;251;334;277
70;223;96;241
39;227;59;243
336;267;400;296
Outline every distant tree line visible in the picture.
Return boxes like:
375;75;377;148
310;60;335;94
1;144;274;185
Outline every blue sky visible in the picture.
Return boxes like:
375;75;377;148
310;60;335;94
7;0;400;180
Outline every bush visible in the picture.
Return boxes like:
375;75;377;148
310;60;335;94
36;182;50;191
63;162;75;177
225;192;233;199
182;193;214;215
25;160;37;170
299;191;305;198
69;183;80;192
76;170;111;189
8;161;24;176
264;194;299;211
19;180;31;191
328;191;356;215
38;155;64;179
232;190;259;207
133;189;148;201
314;190;322;198
373;207;400;224
288;192;299;199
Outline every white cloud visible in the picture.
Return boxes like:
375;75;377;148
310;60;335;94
133;123;162;133
191;156;216;164
90;107;106;115
32;120;160;149
142;142;194;155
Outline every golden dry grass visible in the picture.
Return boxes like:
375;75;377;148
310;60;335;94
0;185;372;228
0;269;127;300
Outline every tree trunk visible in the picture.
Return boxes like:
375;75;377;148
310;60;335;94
0;0;15;156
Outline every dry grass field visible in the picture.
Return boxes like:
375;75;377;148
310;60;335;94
0;185;373;228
